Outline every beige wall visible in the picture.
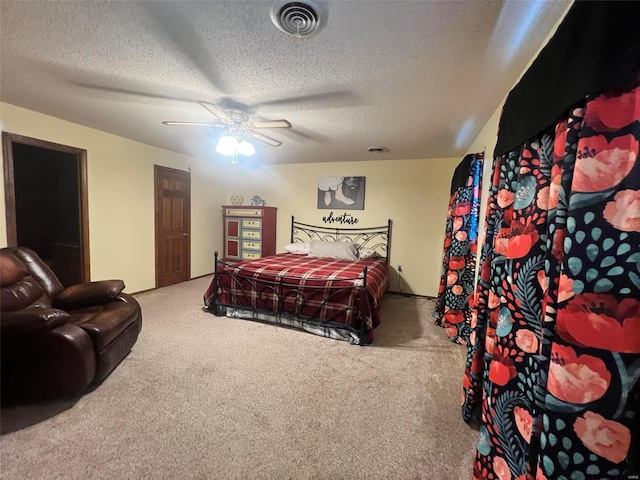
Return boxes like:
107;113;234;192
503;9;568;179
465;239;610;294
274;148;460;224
215;157;460;296
0;103;226;293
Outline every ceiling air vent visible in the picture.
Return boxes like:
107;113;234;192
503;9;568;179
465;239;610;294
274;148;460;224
368;147;389;153
270;1;326;38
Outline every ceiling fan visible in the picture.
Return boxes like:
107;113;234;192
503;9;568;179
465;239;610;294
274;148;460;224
162;101;292;148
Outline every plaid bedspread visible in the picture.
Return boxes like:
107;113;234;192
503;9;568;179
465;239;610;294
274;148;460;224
204;253;389;343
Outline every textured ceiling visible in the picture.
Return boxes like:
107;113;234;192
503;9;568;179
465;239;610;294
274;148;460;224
0;0;571;165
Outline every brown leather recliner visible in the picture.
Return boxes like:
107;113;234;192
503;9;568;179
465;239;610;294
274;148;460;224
0;246;142;403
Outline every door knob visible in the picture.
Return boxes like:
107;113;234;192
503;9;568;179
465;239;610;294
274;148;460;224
183;233;190;237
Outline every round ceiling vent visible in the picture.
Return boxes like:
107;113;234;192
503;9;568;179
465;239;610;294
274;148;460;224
270;1;326;38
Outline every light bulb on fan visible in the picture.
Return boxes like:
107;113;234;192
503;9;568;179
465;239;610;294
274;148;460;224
237;140;255;156
216;135;239;156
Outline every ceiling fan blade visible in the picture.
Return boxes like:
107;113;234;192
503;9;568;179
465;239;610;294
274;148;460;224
252;90;360;110
198;101;231;123
75;82;195;104
162;121;223;127
140;2;229;94
245;120;292;129
249;131;283;147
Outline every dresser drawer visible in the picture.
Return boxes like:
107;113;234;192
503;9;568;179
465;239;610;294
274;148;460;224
242;241;261;251
242;251;261;260
225;239;240;259
242;218;262;229
225;208;263;217
242;229;261;239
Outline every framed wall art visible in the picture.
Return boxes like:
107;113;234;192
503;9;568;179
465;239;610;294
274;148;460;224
317;176;365;210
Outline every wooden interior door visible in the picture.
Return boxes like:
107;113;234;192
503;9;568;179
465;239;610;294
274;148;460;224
154;165;190;287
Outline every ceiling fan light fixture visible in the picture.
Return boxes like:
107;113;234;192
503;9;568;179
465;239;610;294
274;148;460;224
216;135;256;158
164;101;290;152
216;135;239;156
237;140;256;156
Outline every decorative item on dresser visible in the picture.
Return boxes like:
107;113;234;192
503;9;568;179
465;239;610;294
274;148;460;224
250;195;266;206
222;205;277;261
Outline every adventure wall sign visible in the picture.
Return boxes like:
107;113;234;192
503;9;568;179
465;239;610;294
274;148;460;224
321;212;359;225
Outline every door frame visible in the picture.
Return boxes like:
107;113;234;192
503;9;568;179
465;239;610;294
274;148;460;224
2;132;91;281
154;164;191;287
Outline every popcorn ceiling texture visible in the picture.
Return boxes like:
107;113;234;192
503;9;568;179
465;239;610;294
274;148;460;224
0;0;570;165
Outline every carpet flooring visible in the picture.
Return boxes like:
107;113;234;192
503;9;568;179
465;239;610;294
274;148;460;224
0;276;479;479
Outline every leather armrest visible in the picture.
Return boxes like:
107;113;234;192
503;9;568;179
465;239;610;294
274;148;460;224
1;307;71;333
53;280;125;310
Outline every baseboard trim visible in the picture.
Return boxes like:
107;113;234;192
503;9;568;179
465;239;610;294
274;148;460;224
385;290;435;299
191;272;214;280
130;272;214;295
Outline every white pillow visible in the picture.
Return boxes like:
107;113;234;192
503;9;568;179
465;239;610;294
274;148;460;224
284;242;310;254
358;247;379;259
308;240;358;261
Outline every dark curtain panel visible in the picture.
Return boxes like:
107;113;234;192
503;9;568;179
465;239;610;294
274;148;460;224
433;152;483;345
495;0;640;157
463;80;640;479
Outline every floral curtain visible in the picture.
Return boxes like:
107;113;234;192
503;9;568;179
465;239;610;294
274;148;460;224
433;152;484;345
463;80;640;479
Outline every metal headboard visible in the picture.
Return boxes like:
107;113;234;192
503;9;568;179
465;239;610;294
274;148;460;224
290;216;392;264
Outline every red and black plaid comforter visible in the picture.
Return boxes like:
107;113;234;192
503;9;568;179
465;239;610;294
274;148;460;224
204;253;389;342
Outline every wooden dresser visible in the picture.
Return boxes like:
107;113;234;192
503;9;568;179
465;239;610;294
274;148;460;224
222;206;277;261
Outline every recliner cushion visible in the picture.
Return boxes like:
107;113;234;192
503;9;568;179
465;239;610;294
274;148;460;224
68;301;138;352
1;252;52;311
11;248;64;299
0;252;27;287
54;280;125;310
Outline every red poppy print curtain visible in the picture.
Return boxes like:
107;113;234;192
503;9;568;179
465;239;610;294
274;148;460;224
463;80;640;479
434;152;484;345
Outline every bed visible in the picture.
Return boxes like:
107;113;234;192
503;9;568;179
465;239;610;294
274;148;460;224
203;217;391;345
